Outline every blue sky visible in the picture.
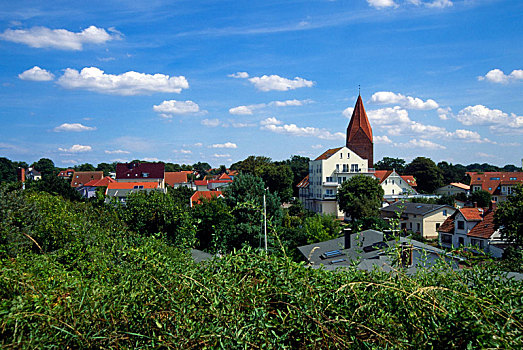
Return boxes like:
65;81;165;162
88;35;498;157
0;0;521;168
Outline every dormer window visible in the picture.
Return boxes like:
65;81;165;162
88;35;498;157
143;172;149;178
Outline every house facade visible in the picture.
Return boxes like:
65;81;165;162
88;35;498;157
374;170;417;199
380;202;456;239
438;203;506;258
105;181;166;204
435;182;470;197
70;171;104;188
467;171;523;203
298;95;375;218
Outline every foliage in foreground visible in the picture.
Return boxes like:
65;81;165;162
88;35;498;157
1;188;522;349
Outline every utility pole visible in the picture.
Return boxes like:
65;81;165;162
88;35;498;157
263;189;267;252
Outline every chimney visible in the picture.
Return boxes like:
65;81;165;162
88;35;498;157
400;242;413;267
17;167;25;183
489;200;497;212
343;227;352;249
473;202;478;208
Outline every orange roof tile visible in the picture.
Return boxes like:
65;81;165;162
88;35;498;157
194;180;208;186
401;175;417;187
190;191;223;206
164;172;188;186
296;174;309;188
315;147;343;161
106;182;160;190
84;176;116;187
450;182;470;190
438;215;455;233
459;207;485;221
70;171;104;188
218;173;232;180
467;209;496;239
467;172;523;194
374;170;393;183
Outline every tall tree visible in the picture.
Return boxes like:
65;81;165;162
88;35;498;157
75;163;95;172
337;175;384;221
404;157;443;194
32;158;55;176
0;157;17;183
231;156;272;175
259;163;293;203
470;190;492;207
281;155;310;197
437;161;467;184
494;184;523;247
374;157;406;173
96;162;116;176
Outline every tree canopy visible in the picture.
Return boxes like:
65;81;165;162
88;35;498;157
374;157;406;173
404;157;444;194
31;158;55;176
337;175;384;221
0;157;17;183
494;184;523;247
470;190;492;208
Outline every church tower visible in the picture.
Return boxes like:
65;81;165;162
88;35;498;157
346;95;373;167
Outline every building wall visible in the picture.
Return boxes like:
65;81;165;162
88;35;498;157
422;208;454;239
435;185;468;196
381;172;416;196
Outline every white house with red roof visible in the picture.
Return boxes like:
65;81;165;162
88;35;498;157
373;170;418;199
79;176;116;198
438;202;506;258
467;171;523;203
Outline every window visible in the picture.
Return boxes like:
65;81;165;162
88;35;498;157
492;196;498;202
342;164;348;172
436;223;440;230
392;189;394;194
347;153;350;159
392;180;395;185
458;237;464;246
326;176;333;182
457;221;464;230
509;177;517;181
142;172;149;178
443;210;447;216
490;177;500;180
340;153;342;159
350;164;359;172
441;234;452;244
409;222;412;229
336;164;340;172
416;223;420;232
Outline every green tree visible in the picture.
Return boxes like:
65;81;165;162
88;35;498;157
303;214;340;244
277;155;310;197
0;157;17;183
405;157;443;193
259;163;293;203
119;190;195;247
75;163;96;172
191;197;234;252
230;155;272;175
192;162;211;178
470;190;492;207
337;175;384;221
96;162;116;176
374;157;406;173
437;161;467;184
26;174;82;201
494;184;523;247
32;158;55;176
167;186;195;207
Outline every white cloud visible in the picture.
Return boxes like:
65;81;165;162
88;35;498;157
342;107;354;118
54;123;96;132
370;91;439;110
478;68;523;84
228;72;249;78
450;129;494;144
411;0;453;8
229;105;256;115
201;118;221;127
0;26;118;50
374;135;393;144
248;74;314;91
437;107;452;120
397;139;446;150
180;149;192;154
143;157;159;162
231;122;255;128
260;117;344;140
312;144;324;149
18;66;54;81
58;144;92;153
153;100;201;118
456;105;510;125
105;149;130;154
193;143;203;147
367;107;411;126
270;99;312;107
213;153;231;158
57;67;189;95
211;142;237;149
476;152;496;159
367;0;398;9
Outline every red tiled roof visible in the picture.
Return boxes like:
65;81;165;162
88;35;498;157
467;172;523;194
116;163;165;180
374;170;393;183
58;169;75;177
107;182;160;190
438;214;455;233
84;176;116;187
467;210;496;239
450;182;470;190
190;191;223;206
164;172;188;186
347;95;373;143
194;180;208;186
459;207;485;221
315;147;343;161
218;173;232;180
401;175;417;187
209;179;232;184
296;174;309;188
70;171;104;188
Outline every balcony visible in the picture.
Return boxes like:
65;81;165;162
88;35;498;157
322;181;339;187
323;194;337;200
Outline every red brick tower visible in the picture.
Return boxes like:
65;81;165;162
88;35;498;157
346;95;373;167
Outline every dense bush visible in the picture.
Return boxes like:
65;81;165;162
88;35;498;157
1;188;522;348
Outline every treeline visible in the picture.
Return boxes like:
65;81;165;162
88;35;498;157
1;185;522;348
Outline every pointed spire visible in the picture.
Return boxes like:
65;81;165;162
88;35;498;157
347;95;373;143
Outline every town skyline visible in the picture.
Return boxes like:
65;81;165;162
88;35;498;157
1;0;522;168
